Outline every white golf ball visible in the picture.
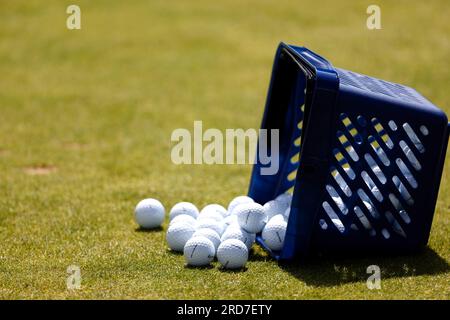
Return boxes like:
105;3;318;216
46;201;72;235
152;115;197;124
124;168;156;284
217;239;248;269
134;198;165;229
228;195;254;215
235;202;266;233
183;236;215;266
197;210;223;223
283;207;290;220
221;226;255;250
192;228;221;253
166;222;196;252
262;219;287;251
275;193;292;207
196;218;224;236
200;204;228;218
169;214;197;227
169;202;199;221
268;214;286;224
223;214;239;229
263;199;288;221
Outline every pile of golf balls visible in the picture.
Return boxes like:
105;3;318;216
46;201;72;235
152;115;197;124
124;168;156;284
134;193;292;271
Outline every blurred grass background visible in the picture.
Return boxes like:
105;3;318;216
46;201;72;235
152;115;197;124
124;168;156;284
0;0;449;299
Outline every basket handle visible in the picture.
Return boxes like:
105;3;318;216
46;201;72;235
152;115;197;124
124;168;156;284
281;43;335;75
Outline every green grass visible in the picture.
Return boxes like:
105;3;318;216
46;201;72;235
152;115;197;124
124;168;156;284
0;0;449;299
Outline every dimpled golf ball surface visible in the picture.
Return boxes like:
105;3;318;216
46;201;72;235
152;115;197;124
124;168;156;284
262;219;287;251
228;196;254;215
192;228;221;253
200;204;228;218
263;200;288;221
196;218;224;236
235;202;266;233
169;202;199;221
169;214;197;227
217;239;248;269
197;210;223;223
275;193;292;207
166;222;195;252
221;226;255;250
134;198;165;229
223;214;239;228
269;214;286;224
184;236;215;266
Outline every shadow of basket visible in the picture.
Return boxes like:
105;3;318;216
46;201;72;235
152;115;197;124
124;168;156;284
275;247;449;287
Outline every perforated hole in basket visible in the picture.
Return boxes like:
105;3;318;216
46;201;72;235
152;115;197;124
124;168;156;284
319;113;429;240
284;104;305;193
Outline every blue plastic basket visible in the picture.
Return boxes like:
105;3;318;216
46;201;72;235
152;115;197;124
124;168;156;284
249;43;449;260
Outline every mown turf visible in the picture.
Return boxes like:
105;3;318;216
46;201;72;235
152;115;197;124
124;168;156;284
0;0;449;299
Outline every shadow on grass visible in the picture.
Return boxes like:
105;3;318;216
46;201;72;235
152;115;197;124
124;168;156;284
218;266;248;273
276;247;450;287
185;264;215;270
248;249;271;262
135;226;164;233
166;249;183;256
